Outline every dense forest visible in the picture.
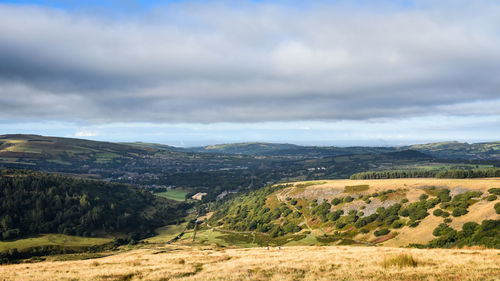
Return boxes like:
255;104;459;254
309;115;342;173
0;170;190;241
350;168;500;180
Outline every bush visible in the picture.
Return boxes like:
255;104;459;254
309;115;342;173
488;188;500;195
437;189;451;203
360;228;370;234
407;220;420;228
327;210;344;222
331;198;342;206
485;195;497;201
452;207;468;217
391;220;404;229
398;208;409;217
444;218;452;223
433;209;443;217
374;228;390;237
495;203;500;214
433;209;450;218
433;223;455;237
344;196;354;203
419;194;429;201
382;254;418;268
401;198;409;204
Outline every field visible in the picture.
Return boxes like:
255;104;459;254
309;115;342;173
155;189;189;201
1;245;499;280
143;223;188;244
0;234;112;251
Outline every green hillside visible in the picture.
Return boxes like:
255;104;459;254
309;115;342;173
407;141;500;160
207;179;500;248
0;169;189;241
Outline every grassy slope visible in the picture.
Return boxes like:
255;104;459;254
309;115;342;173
0;234;111;251
0;134;153;165
1;245;498;281
143;223;187;244
293;179;500;247
207;178;499;248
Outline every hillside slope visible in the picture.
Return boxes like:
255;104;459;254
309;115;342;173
209;178;500;248
0;169;189;241
407;141;500;160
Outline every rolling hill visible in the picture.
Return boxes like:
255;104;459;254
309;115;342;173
207;178;500;248
182;141;500;160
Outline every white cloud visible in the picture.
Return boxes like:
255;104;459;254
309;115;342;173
0;1;499;123
75;130;97;137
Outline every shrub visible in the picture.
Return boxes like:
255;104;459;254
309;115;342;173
407;220;420;228
433;209;450;218
488;188;500;195
419;194;429;201
331;198;342;205
444;218;452;223
336;221;347;229
391;220;404;229
328;210;344;222
437;189;451;203
344;196;354;203
398;208;409;217
290;199;298;205
382;254;418;268
401;198;409;204
485;195;497;201
360;228;370;234
433;223;455;237
452;207;468;217
495;203;500;214
433;209;444;217
374;228;390;237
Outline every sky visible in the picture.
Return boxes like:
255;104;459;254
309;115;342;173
0;0;500;147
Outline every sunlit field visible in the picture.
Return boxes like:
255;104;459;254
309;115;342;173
1;245;499;281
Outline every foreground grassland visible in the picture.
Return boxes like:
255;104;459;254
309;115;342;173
1;245;499;281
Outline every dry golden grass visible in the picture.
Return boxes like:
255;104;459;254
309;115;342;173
1;245;499;281
282;178;500;247
291;178;500;193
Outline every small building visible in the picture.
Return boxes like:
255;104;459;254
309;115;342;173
192;192;207;200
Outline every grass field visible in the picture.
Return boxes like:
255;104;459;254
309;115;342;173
143;223;187;244
1;245;498;280
0;234;112;251
290;177;500;192
155;189;189;201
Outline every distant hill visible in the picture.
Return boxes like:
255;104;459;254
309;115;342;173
183;142;300;155
184;141;500;160
184;142;397;158
0;134;156;167
406;141;500;160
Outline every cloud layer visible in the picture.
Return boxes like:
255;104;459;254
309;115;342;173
1;1;500;123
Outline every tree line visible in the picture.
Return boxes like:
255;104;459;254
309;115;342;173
350;168;500;180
